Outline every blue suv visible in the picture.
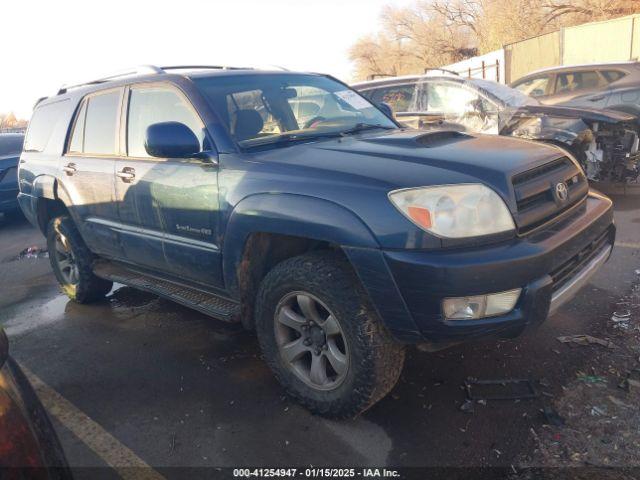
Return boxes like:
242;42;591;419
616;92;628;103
0;132;24;217
18;66;615;417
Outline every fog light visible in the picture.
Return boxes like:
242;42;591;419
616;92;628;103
443;289;521;320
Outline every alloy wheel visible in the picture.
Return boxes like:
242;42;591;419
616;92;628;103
54;231;79;285
274;292;349;391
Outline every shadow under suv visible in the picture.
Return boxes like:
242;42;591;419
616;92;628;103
18;66;615;417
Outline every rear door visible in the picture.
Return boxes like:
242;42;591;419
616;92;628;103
61;88;124;259
114;83;223;287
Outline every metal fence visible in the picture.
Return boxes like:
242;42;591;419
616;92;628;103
505;14;640;83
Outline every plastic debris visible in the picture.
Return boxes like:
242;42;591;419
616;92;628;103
612;310;631;329
590;406;606;416
465;377;538;401
18;246;48;259
577;374;607;384
557;335;614;349
460;399;475;413
542;406;565;427
608;395;632;408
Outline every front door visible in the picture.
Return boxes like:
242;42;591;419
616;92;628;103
114;83;223;287
61;88;124;260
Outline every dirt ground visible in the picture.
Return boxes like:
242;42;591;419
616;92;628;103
516;275;640;474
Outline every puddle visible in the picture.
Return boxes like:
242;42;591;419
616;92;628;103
4;295;70;336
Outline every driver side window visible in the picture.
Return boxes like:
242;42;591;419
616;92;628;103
227;90;282;139
127;86;206;158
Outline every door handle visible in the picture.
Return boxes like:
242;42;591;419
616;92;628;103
116;167;136;182
62;163;77;175
589;95;606;101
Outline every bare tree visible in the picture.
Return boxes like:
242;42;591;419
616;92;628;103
350;2;475;80
350;0;640;80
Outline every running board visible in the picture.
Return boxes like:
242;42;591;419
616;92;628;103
93;261;240;322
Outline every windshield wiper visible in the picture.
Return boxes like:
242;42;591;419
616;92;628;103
241;131;343;149
338;123;395;136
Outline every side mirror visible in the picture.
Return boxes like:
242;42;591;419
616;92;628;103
145;122;200;158
377;102;394;118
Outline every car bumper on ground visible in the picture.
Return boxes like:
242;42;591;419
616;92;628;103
0;357;71;478
346;191;615;346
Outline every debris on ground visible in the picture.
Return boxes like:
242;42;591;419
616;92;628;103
17;246;48;259
576;373;607;384
556;334;615;349
611;310;631;330
459;399;475;413
465;377;538;401
521;276;640;469
542;406;565;427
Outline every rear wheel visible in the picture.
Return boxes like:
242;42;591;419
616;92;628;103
255;251;405;418
47;216;112;303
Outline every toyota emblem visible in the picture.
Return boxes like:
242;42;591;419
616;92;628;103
555;182;568;201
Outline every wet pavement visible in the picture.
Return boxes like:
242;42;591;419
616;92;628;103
0;195;639;475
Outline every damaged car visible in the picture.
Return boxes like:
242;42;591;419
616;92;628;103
353;74;640;184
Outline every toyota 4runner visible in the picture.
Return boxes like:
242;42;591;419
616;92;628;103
18;66;615;417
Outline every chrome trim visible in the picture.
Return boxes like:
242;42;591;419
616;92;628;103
86;217;219;252
549;243;612;315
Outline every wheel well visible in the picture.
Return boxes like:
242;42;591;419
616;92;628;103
237;232;342;330
36;198;69;234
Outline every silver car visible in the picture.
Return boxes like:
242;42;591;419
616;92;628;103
510;62;640;115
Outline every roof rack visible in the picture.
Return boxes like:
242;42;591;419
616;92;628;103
56;64;259;95
161;65;253;71
57;65;163;94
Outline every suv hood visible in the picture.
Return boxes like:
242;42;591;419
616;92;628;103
249;129;567;207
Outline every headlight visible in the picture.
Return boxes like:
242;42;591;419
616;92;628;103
388;184;515;238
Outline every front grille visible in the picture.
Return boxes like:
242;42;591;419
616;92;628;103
512;157;589;234
550;228;612;293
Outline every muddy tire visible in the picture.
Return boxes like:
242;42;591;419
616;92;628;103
255;251;405;418
46;216;112;303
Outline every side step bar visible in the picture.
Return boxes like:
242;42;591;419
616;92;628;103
93;261;240;322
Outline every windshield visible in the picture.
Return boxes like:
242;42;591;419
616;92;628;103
469;79;539;107
193;73;397;148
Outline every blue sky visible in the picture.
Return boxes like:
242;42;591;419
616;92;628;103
2;0;414;119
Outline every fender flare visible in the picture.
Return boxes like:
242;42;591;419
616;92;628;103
222;193;379;292
32;175;58;200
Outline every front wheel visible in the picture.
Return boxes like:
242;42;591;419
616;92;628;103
255;252;405;418
47;216;113;303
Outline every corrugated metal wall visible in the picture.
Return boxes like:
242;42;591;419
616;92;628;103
563;15;637;64
505;14;640;82
504;32;561;83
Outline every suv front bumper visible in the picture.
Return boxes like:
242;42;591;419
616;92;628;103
345;191;615;346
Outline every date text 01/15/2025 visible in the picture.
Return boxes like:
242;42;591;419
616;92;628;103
232;468;401;478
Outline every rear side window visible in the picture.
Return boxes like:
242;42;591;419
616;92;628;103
68;89;121;156
555;71;605;93
600;70;626;83
24;100;69;152
367;85;416;112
